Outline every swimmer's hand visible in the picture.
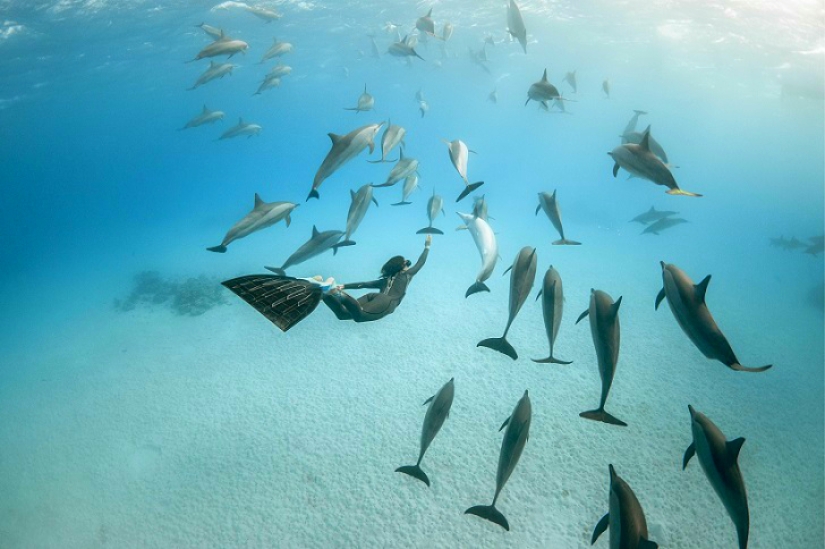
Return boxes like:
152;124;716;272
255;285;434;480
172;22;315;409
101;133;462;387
425;235;432;248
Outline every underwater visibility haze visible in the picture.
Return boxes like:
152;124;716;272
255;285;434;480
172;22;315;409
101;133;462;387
0;0;823;547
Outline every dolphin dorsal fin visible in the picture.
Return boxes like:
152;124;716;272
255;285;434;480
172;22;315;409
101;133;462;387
695;275;711;303
727;437;745;462
648;206;655;212
273;37;279;43
499;415;511;431
541;69;548;82
363;83;367;93
612;296;623;316
328;133;343;144
209;60;218;68
350;189;356;200
254;193;265;208
426;8;433;16
202;104;209;113
238;117;244;125
640;126;652;151
312;225;320;238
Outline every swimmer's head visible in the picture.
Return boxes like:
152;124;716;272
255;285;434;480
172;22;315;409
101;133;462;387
381;255;408;278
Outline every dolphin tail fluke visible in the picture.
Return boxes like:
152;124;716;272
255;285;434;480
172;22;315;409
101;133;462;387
580;408;627;427
464;505;509;531
531;355;573;365
552;238;582;245
666;188;703;198
307;189;320;201
207;245;228;253
729;362;772;373
264;266;286;276
391;201;412;206
395;465;430;487
416;227;444;235
465;282;490;297
333;240;356;250
456;181;484;202
477;337;517;360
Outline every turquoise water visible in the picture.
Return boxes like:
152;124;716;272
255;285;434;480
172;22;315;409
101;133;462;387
0;1;823;547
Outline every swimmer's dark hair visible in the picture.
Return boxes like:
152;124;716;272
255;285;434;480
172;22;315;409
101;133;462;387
381;255;411;278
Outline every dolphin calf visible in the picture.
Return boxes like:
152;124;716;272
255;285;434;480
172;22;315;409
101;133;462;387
623;125;669;163
388;37;425;60
591;465;659;549
478;247;537;360
396;377;454;487
308;122;383;200
465;390;531;531
196;22;223;40
608;130;701;197
630;206;677;225
684;405;750;549
334;183;378;249
526;69;561;108
368;120;405;163
536;190;581;245
416;190;445;235
181;104;225;130
246;5;282;22
254;74;281;95
563;70;577;92
265;226;344;275
392;174;419;206
416;8;436;36
207;195;297;253
621;109;648;139
655;262;772;372
345;84;374;113
532;266;572;364
507;0;527;53
642;217;687;235
188;60;236;90
191;32;248;61
219;118;262;139
375;149;418;188
260;38;292;63
457;212;498;297
576;289;626;426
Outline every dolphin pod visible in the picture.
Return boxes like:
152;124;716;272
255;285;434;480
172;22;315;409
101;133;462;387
478;247;537;360
207;194;298;253
591;465;659;548
656;262;772;372
465;390;531;531
396;377;455;487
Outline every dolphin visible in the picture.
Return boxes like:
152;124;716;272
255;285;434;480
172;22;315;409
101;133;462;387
392;173;419;206
563;70;577;92
575;289;626;426
536;190;581;245
181;104;225;130
368;120;406;163
219;118;262;139
642;217;687;235
388;38;425;61
396;377;455;487
418;99;429;118
469;45;492;74
188;60;237;90
655;262;772;372
507;0;527;53
191;32;248;61
603;78;611;98
416;8;436;36
465;390;531;531
265;225;344;275
623;125;669;163
260;38;292;63
478;247;537;360
267;63;292;78
532;266;572;364
591;465;659;549
526;69;561;108
344;84;374;113
630;206;678;225
472;194;490;221
308;122;383;200
457;212;498;297
444;139;485;201
375;149;418;188
207;195;298;253
621;110;648;139
683;405;750;549
254;75;281;95
608;130;701;197
245;5;282;22
334;183;378;248
416;189;445;235
195;23;223;40
805;235;824;255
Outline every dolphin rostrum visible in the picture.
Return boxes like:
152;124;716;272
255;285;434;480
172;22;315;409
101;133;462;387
334;183;378;249
684;405;750;549
396;377;455;487
591;464;659;549
344;84;374;113
457;212;498;297
536;190;581;245
416;189;445;235
478;247;537;360
630;206;677;225
465;390;531;531
526;69;561;108
576;289;626;426
532;266;572;364
219;118;262;139
188;60;236;90
655;262;772;372
308;122;383;200
265;225;344;275
207;194;298;253
608;129;701;197
368;120;406;163
181;104;225;130
507;0;527;53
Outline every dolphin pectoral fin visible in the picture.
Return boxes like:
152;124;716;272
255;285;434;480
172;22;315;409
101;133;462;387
729;362;772;373
655;288;666;310
591;513;609;544
372;197;379;207
464;505;509;531
665;188;703;197
396;465;430;487
535;204;541;215
694;275;711;303
638;538;659;549
682;442;696;470
502;266;512;276
552;238;582;245
612;162;620;177
207;245;228;253
580;409;627;426
575;309;589;324
727;437;745;462
531;355;573;365
535;289;543;302
422;395;434;406
498;416;511;431
477;337;518;360
465;282;490;297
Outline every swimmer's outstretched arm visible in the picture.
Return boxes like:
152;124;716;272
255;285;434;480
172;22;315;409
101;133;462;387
406;235;431;276
341;279;384;290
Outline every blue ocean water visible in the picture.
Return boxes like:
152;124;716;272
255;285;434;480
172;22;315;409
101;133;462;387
0;1;823;547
